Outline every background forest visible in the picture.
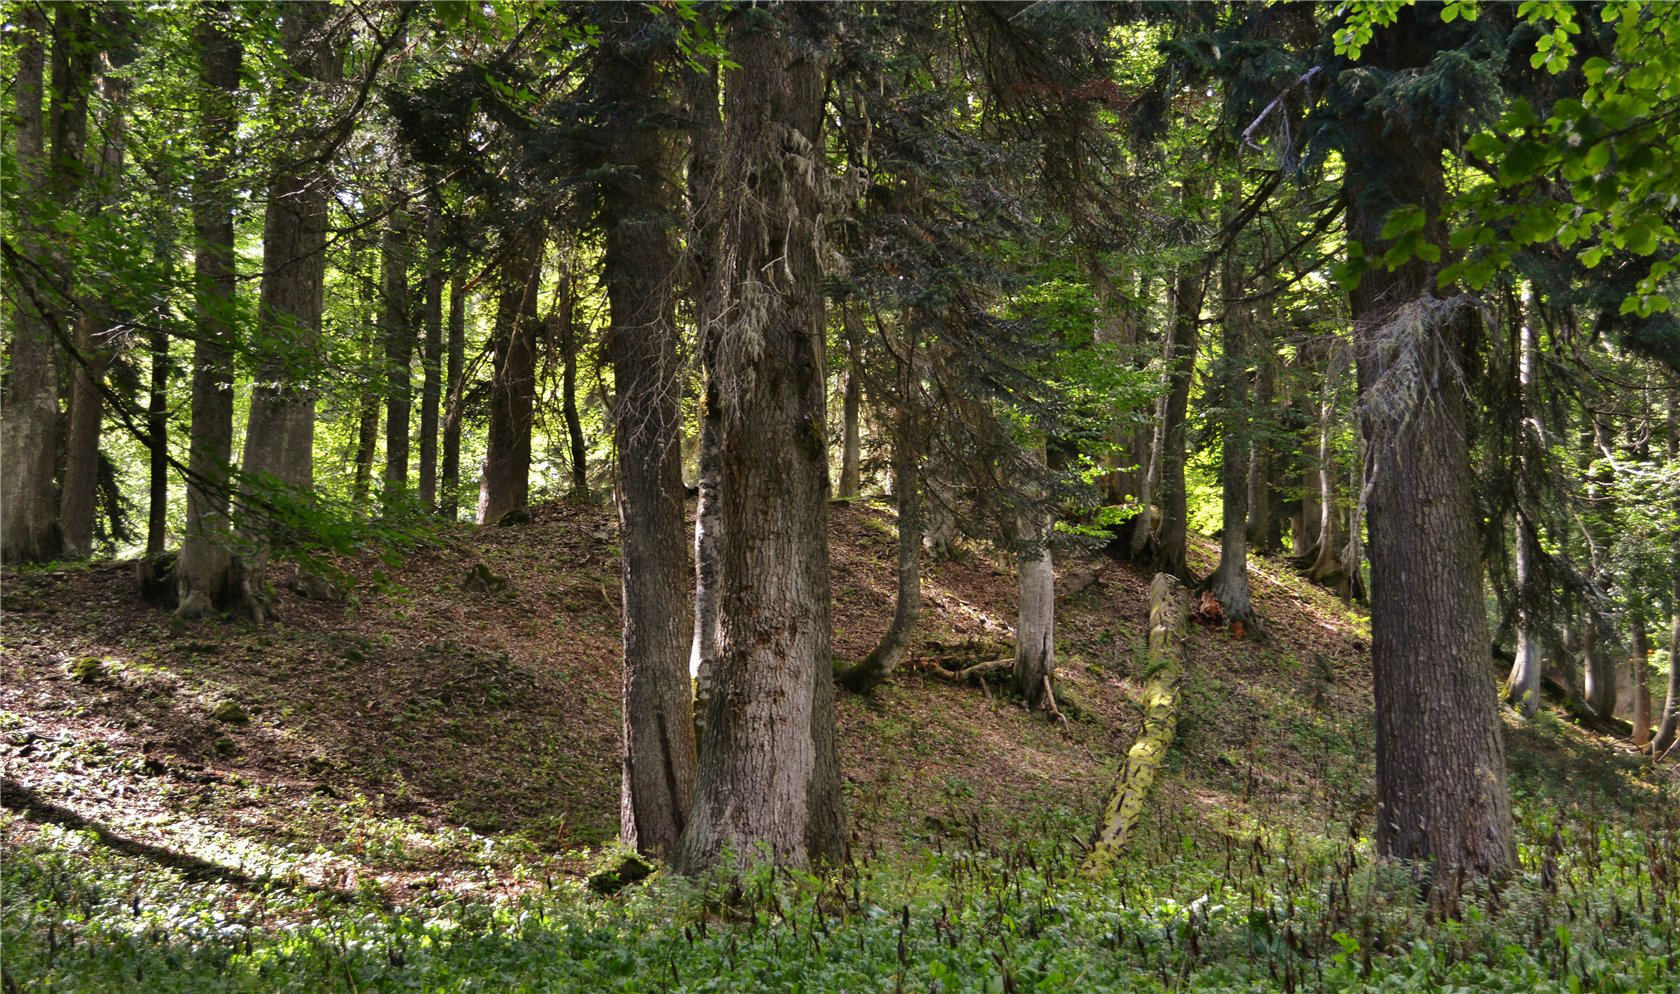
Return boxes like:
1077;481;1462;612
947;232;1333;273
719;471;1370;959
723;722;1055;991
2;1;1678;991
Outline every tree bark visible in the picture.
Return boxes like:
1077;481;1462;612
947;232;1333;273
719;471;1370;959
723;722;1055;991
1654;396;1679;755
417;205;444;511
440;272;466;519
1013;505;1056;711
557;282;588;498
837;306;864;499
175;6;242;619
1504;307;1542;716
677;6;846;872
381;202;413;508
235;1;338;616
1344;23;1514;872
837;416;922;694
1;2;61;563
1246;339;1277;554
1149;193;1207;584
597;11;697;858
475;238;542;525
46;6;96;558
1630;606;1652;749
1208;181;1254;628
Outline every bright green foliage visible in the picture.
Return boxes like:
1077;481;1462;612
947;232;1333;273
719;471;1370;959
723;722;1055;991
5;796;1675;993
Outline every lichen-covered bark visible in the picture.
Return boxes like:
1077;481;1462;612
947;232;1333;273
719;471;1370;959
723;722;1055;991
1345;21;1514;872
1013;507;1055;711
1084;573;1191;876
677;5;845;872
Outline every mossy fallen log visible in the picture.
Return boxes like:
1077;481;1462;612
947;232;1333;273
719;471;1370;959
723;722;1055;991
1083;572;1191;877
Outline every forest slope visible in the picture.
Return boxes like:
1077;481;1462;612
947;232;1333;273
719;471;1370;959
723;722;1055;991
2;499;1663;903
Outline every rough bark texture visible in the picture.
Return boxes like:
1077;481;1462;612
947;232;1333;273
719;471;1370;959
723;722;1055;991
1149;246;1205;584
1084;573;1191;876
556;276;588;498
2;2;62;563
1630;608;1652;749
1345;24;1514;873
836;425;921;694
476;240;541;525
175;8;243;619
1013;506;1055;712
676;7;846;873
1208;194;1254;628
1245;307;1278;554
1505;312;1542;717
40;6;97;556
440;273;466;519
598;12;697;858
381;204;413;507
235;1;338;616
1655;404;1679;755
417;208;444;511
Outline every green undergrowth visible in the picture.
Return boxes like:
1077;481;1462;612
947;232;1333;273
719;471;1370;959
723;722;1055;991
5;798;1675;994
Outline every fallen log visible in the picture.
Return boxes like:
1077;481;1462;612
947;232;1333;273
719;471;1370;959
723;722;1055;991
1083;572;1191;877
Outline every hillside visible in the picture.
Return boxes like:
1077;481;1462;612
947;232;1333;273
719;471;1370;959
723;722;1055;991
2;500;1674;990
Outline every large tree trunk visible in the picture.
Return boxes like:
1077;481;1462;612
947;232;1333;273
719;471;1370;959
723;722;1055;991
476;239;542;525
1014;505;1056;711
1630;606;1652;749
1207;183;1253;628
60;26;133;560
1344;24;1514;873
676;7;846;872
235;1;338;617
440;273;466;519
381;203;413;508
1149;206;1207;584
40;6;96;558
417;205;444;511
597;11;697;858
174;7;243;619
2;2;61;563
145;311;169;558
837;416;922;694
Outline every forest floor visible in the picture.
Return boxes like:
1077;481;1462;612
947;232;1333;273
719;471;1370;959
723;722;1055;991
3;498;1675;991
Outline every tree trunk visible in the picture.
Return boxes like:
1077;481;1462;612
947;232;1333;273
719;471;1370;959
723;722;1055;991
598;11;698;858
236;1;338;616
417;205;444;511
145;315;169;558
559;298;588;497
440;273;466;519
1504;309;1542;716
174;7;242;619
837;306;863;499
837;417;921;694
1654;397;1679;755
676;7;845;872
476;238;542;525
1084;573;1191;875
1630;606;1652;749
381;202;413;508
1345;25;1514;872
1306;385;1346;582
1208;181;1253;627
1246;343;1277;554
682;41;724;741
1013;505;1056;711
1150;195;1207;584
1;2;61;563
47;6;96;558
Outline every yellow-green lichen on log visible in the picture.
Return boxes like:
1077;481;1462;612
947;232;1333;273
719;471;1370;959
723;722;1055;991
1083;572;1191;877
